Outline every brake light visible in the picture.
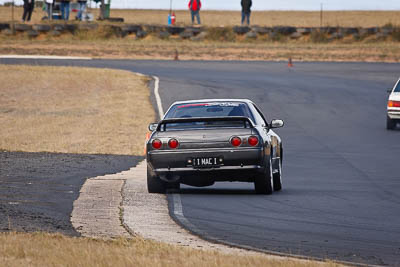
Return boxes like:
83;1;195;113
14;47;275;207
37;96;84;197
231;137;242;147
168;138;179;149
248;136;259;146
388;100;400;108
152;139;162;149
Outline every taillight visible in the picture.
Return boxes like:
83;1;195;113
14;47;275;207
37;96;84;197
388;100;400;108
231;137;242;147
168;138;179;149
152;139;162;149
248;136;259;146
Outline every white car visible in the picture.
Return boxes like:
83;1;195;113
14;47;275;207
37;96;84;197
387;78;400;130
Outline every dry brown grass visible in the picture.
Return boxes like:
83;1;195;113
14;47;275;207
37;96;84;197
1;38;400;62
1;6;400;27
0;232;341;267
0;65;155;155
109;9;400;27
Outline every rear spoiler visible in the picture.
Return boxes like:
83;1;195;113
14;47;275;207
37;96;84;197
156;116;255;131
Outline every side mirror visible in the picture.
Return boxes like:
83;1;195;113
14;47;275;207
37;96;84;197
270;119;284;129
387;89;393;93
148;123;158;132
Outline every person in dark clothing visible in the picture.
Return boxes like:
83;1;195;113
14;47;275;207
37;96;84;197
188;0;201;25
241;0;252;25
22;0;35;22
60;0;71;21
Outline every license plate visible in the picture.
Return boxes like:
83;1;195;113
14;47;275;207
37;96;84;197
191;157;222;168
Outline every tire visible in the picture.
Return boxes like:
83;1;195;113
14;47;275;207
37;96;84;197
168;182;180;191
53;24;66;32
33;24;51;32
49;30;61;37
26;30;39;38
273;159;283;191
387;115;396;130
254;157;274;195
15;24;32;32
147;166;166;193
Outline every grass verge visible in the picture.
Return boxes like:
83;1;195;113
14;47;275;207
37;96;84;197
1;38;400;62
0;65;155;155
0;232;341;267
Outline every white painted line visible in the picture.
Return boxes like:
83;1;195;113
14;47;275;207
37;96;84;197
151;77;198;245
0;55;92;60
153;75;164;119
150;75;193;236
152;77;205;247
171;193;204;234
150;75;198;245
134;72;146;77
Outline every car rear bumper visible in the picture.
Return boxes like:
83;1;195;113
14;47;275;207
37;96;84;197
388;109;400;120
147;147;265;183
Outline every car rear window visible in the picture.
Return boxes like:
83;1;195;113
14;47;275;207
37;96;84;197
161;120;251;131
394;80;400;92
165;102;254;120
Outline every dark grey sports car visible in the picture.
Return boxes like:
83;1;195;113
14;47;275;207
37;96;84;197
146;99;284;194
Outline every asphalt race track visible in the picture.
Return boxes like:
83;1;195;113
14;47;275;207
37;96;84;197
1;58;399;266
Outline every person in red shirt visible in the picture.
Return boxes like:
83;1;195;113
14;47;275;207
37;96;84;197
188;0;201;25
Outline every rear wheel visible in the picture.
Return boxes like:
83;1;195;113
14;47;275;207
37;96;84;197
254;158;273;195
273;159;282;191
387;115;396;130
147;166;166;193
168;182;180;190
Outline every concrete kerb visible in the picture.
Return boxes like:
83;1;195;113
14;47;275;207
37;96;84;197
71;172;131;239
121;159;307;261
69;73;163;240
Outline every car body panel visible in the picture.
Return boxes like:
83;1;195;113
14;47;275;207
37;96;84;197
388;78;400;119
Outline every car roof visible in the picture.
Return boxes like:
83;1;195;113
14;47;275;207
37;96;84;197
170;99;254;106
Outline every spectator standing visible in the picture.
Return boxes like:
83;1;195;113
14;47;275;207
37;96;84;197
188;0;201;25
241;0;252;25
77;0;87;21
22;0;35;23
45;0;54;20
60;0;71;21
